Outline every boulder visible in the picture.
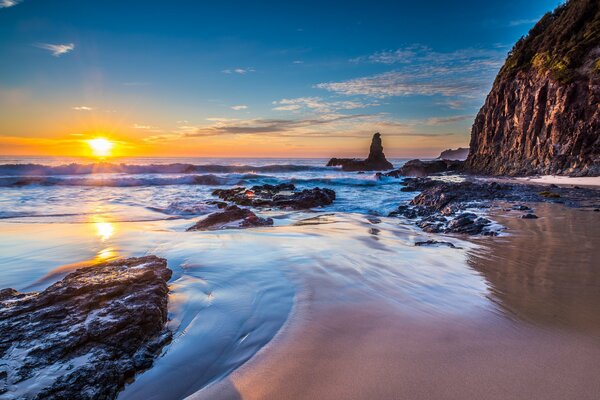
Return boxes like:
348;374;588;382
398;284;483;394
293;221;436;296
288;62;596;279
0;256;172;400
187;205;273;231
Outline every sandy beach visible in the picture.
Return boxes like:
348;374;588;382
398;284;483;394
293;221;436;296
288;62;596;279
192;202;600;400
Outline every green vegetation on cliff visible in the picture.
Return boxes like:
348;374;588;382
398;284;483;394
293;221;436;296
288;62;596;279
500;0;600;82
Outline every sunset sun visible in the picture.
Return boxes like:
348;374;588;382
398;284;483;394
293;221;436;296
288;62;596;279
87;138;114;158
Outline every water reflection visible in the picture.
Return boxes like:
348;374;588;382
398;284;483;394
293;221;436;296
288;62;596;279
467;203;600;336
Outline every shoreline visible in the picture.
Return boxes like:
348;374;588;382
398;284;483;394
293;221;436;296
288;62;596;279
189;200;600;400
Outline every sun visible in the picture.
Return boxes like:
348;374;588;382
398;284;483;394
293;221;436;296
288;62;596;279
87;138;114;158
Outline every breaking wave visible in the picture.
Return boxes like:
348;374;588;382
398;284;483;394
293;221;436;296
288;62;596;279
0;162;330;176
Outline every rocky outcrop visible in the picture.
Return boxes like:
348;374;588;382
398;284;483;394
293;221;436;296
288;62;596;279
438;147;469;161
187;205;273;231
0;256;172;400
466;0;600;176
213;183;336;210
327;133;394;171
382;159;464;177
391;177;600;235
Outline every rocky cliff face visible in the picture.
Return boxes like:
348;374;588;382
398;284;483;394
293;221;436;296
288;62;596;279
467;0;600;176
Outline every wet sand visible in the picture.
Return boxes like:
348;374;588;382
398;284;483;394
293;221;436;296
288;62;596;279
191;203;600;400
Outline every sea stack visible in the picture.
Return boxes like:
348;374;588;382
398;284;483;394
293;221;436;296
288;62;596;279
466;0;600;176
327;132;394;171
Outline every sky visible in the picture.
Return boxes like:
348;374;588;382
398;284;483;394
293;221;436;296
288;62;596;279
0;0;562;158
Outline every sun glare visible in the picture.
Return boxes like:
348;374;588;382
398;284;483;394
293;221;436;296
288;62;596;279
87;138;114;157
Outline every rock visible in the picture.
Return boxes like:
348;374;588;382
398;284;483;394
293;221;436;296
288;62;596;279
415;240;461;249
390;177;600;235
437;147;469;161
0;256;172;400
466;0;600;177
539;190;561;198
384;159;464;177
522;213;539;219
213;183;335;210
326;133;394;171
186;205;273;231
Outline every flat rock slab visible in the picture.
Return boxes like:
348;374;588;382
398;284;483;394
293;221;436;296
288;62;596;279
0;256;172;400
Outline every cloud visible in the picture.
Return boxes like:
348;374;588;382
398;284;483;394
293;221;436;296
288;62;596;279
133;123;160;131
0;0;21;8
424;115;473;126
272;97;379;113
321;46;505;99
35;43;75;57
222;67;255;74
508;18;540;27
292;60;304;64
73;106;92;111
231;105;248;110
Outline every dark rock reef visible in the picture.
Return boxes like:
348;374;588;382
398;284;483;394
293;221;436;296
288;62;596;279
0;256;172;400
327;133;394;171
391;177;600;235
466;0;600;176
187;205;273;231
438;147;469;161
382;159;464;177
213;183;335;210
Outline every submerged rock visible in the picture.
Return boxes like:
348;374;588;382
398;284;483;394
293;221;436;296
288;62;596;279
213;183;335;210
187;205;273;231
415;240;461;249
0;256;172;400
327;133;394;171
522;213;539;219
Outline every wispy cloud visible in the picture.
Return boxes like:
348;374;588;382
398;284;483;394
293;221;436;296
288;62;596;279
35;43;75;57
133;123;161;131
320;46;505;99
424;115;473;126
72;106;92;111
0;0;21;8
272;97;379;113
508;18;540;27
222;67;255;74
231;105;248;110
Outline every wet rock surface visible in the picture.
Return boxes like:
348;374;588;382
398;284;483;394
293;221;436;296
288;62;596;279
382;159;464;177
213;183;335;210
415;240;461;249
391;177;600;235
327;133;393;171
187;205;273;231
0;256;172;400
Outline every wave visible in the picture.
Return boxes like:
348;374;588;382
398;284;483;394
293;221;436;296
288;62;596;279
0;162;330;176
0;174;243;187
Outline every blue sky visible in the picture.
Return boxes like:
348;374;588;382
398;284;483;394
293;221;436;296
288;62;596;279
0;0;562;157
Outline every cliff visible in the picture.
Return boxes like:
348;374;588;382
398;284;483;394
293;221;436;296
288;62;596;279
438;147;469;161
466;0;600;176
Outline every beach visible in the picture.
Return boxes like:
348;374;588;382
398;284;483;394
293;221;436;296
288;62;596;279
0;158;599;399
194;203;600;400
